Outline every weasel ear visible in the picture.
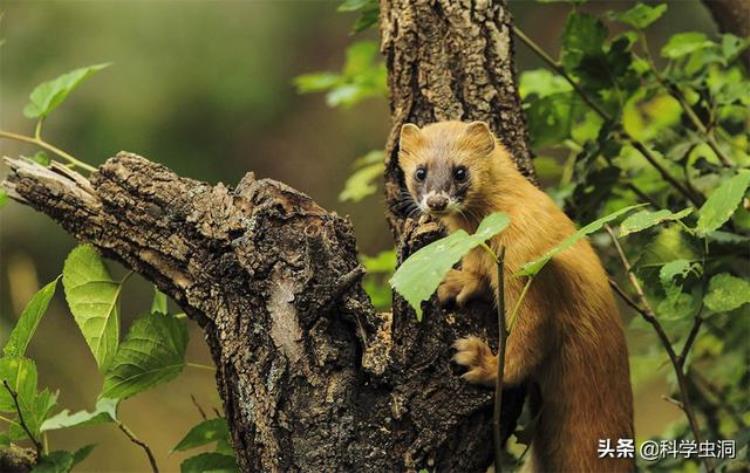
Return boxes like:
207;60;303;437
464;121;496;155
399;123;421;151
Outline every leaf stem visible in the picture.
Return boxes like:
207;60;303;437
186;362;217;372
492;246;507;473
0;129;96;173
116;420;159;473
508;277;533;332
604;225;712;473
512;26;703;207
2;379;43;458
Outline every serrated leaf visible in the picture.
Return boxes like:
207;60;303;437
62;245;120;372
704;273;750;313
173;418;231;452
610;3;667;29
518;205;644;277
4;277;59;358
41;397;118;432
390;213;509;320
102;313;188;400
23;63;111;119
181;452;238;473
657;259;702;320
661;32;714;59
696;171;750;236
619;208;692;237
151;287;168;315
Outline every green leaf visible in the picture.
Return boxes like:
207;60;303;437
151;287;168;315
704;273;750;313
610;3;667;29
31;451;74;473
41;397;118;432
361;250;396;273
0;357;38;413
619;208;692;237
338;0;372;11
102;313;188;400
293;72;340;93
696;171;750;236
622;89;682;141
62;245;120;372
661;32;714;59
339;160;383;202
657;259;702;320
561;12;607;72
72;444;96;467
0;189;8;209
518;205;644;277
390;213;509;320
29;151;50;166
3;277;59;358
23;63;111;119
173;418;230;452
518;69;572;99
181;452;238;473
0;357;57;440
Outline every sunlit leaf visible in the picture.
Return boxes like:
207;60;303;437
704;273;750;313
23;63;111;119
102;313;188;400
151;287;168;315
619;208;692;237
339;161;383;202
696;170;750;236
181;452;238;473
3;277;59;358
41;397;118;432
361;250;396;273
661;32;714;59
0;189;7;209
390;213;509;320
0;357;57;439
172;418;230;452
62;245;120;372
610;3;667;29
518;205;643;277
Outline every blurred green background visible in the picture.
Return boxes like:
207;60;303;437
0;1;719;471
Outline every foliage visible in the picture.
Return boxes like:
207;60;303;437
390;213;509;320
174;418;237;473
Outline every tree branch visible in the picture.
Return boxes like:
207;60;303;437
1;381;42;458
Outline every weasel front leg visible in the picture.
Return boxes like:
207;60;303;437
454;279;549;386
437;249;488;306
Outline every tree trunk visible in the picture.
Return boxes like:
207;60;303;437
703;0;750;70
2;1;535;471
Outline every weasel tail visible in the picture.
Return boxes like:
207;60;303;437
398;121;634;472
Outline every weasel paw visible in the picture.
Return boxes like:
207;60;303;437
437;270;483;307
453;336;497;386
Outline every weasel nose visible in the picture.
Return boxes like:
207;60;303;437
426;194;448;211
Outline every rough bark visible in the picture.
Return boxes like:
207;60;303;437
2;1;536;471
703;0;750;70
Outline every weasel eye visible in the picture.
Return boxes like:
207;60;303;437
415;167;427;182
454;166;468;182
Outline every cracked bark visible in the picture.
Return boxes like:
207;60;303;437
2;0;534;471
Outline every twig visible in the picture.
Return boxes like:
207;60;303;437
116;420;159;473
512;26;703;207
605;226;712;472
190;394;208;421
0;129;96;173
2;380;42;458
493;246;507;473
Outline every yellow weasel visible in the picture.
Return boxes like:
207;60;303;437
398;121;634;472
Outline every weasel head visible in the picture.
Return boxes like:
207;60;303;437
397;120;500;220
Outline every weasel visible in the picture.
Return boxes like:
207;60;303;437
398;121;634;472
